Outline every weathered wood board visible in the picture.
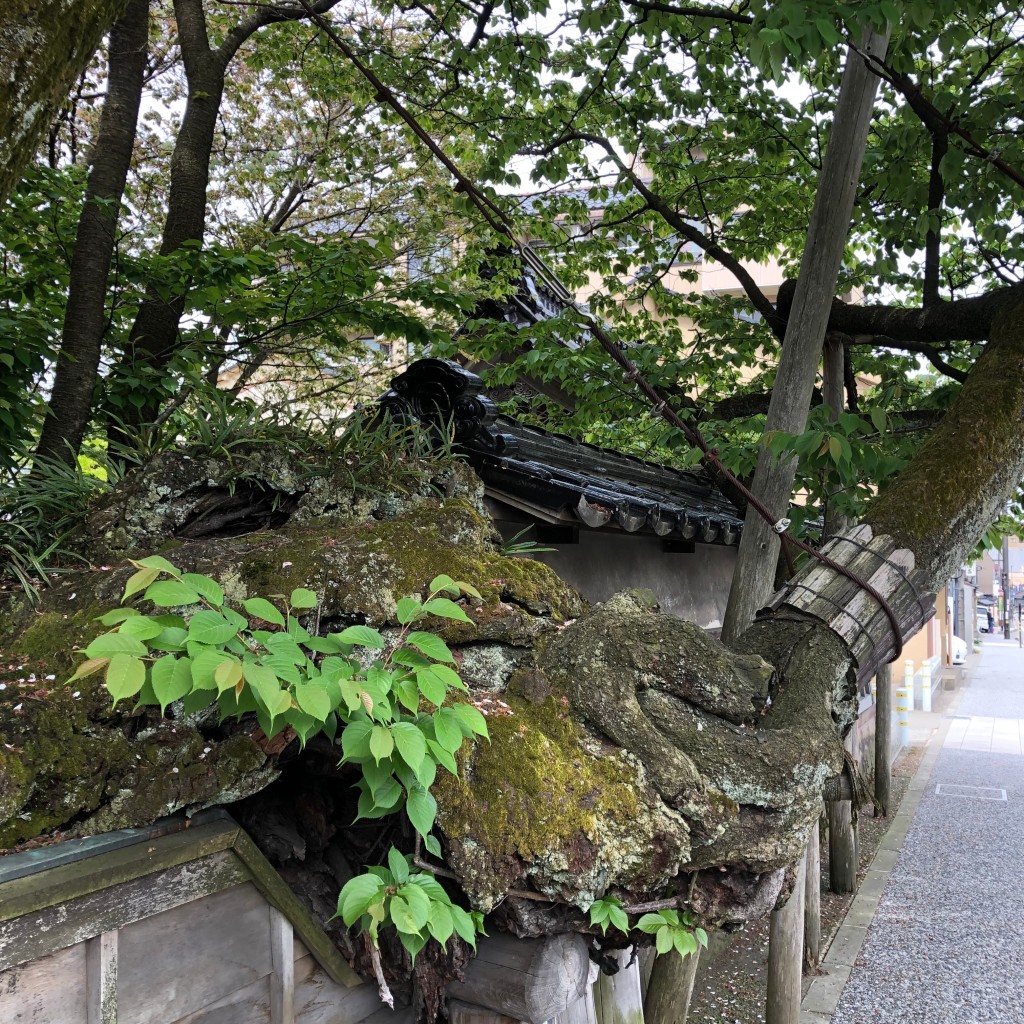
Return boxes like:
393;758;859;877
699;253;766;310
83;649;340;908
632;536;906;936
0;942;88;1024
0;814;381;1024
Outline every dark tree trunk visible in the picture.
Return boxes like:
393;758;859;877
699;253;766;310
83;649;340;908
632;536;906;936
110;0;227;435
34;0;150;467
0;0;129;204
109;0;342;439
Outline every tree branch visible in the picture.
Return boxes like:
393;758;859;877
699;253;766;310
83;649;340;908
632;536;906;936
624;1;753;24
776;278;1023;344
566;131;784;335
850;38;1024;192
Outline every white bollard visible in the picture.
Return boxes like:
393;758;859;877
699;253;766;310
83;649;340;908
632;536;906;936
897;662;912;748
921;660;932;713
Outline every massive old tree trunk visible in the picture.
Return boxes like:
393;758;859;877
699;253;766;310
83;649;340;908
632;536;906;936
0;0;129;203
2;291;1024;987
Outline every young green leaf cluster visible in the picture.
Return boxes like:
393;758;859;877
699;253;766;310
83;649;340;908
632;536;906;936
587;898;708;961
338;848;485;961
67;558;489;884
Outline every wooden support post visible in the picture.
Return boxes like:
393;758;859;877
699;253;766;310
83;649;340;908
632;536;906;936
447;933;592;1024
766;850;806;1024
86;930;118;1024
594;949;645;1024
642;948;701;1024
827;800;858;893
875;662;892;815
448;999;525;1024
270;905;295;1024
721;24;892;641
638;949;655;1001
554;964;600;1024
803;819;821;968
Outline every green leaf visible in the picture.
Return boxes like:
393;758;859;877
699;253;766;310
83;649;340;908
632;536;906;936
655;926;674;955
243;659;286;708
188;610;239;645
450;702;489;738
151;655;193;713
294;682;331;721
149;626;189;652
304;636;346;654
421;597;471;623
636;913;665;934
673;930;698;957
434;708;464;753
416;665;451;706
405;785;437;838
423;834;442;857
426;738;459;776
67;656;109;683
145;580;202;607
396;597;422;625
406;631;455;662
85;633;148;658
192;648;235;690
388;847;410;884
341;719;373;761
398;882;431;929
429;574;459;595
395;678;421;712
391;721;427;770
290;587;318;609
214;658;243;693
181;573;224;607
118;615;163;641
397;929;428;961
389;896;420;935
337;625;385;649
427;902;454;945
264;633;306;665
454;581;482;600
338;873;386;926
243;597;285;627
123;566;160;600
105;653;146;703
370;724;395;763
132;555;179;573
450;905;477;947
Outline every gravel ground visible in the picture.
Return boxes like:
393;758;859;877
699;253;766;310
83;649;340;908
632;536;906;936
832;641;1024;1024
686;747;925;1024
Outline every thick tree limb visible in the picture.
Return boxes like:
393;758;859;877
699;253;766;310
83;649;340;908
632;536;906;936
777;278;1024;344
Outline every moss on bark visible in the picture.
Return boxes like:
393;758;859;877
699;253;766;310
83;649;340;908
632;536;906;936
868;288;1024;588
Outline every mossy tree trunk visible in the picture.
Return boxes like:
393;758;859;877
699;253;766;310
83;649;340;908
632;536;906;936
3;292;1024;982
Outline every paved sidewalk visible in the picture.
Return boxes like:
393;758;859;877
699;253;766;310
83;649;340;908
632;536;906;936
824;637;1024;1023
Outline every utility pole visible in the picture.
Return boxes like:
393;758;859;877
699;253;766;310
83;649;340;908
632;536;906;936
1004;535;1011;639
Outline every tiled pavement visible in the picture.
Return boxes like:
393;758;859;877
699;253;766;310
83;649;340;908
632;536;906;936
804;635;1024;1023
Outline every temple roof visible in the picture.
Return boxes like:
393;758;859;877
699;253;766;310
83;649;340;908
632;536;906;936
379;358;744;546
